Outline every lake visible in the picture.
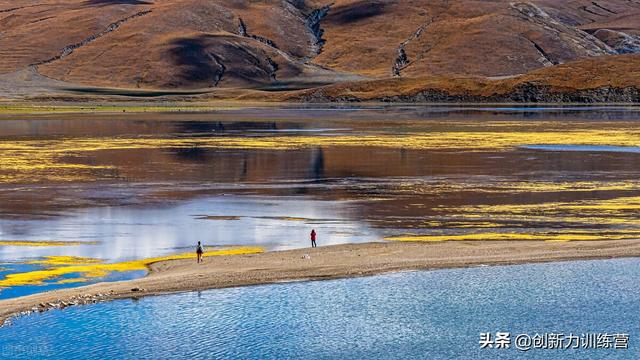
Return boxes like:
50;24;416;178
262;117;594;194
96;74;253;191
0;258;637;359
2;105;640;297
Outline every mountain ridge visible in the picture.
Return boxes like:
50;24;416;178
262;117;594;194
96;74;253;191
1;0;639;102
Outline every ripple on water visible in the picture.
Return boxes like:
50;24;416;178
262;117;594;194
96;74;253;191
0;258;638;359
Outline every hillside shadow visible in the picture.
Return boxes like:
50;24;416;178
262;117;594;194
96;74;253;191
327;1;387;24
169;36;221;86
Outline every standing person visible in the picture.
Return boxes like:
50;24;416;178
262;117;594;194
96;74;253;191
196;241;204;263
310;229;317;248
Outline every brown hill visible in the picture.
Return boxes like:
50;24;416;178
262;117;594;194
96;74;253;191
0;0;639;101
284;54;640;102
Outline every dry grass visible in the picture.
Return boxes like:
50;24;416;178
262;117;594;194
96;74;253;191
284;55;640;101
0;0;639;100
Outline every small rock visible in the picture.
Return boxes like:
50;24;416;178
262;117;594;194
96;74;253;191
131;287;141;292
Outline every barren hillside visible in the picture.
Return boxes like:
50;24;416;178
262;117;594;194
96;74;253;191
1;0;639;101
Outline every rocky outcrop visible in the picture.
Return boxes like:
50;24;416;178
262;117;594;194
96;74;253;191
0;6;23;13
305;5;331;56
293;57;640;104
392;19;432;76
296;84;640;103
237;18;278;49
266;56;278;81
493;83;640;103
511;2;615;59
594;29;640;54
590;2;618;14
207;53;226;87
525;38;556;66
33;10;152;66
237;17;248;37
392;48;408;76
4;292;114;326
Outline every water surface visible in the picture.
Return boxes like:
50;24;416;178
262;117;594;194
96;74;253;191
2;105;640;296
1;258;637;359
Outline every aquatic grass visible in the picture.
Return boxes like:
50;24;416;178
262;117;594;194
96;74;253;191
256;216;310;222
437;196;640;218
389;195;640;242
394;180;640;195
26;256;103;266
385;231;640;242
2;128;640;183
0;247;264;288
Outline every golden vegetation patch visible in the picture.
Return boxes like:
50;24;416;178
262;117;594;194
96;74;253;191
2;128;640;183
386;194;640;243
26;256;104;266
386;231;640;242
0;247;264;288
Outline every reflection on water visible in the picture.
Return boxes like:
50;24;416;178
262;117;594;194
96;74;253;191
0;195;375;298
1;258;638;359
1;106;640;297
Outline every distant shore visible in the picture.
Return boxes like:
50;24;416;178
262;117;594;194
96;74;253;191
2;239;640;326
1;102;639;116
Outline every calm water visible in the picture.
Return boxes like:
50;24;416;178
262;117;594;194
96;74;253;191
1;258;638;359
2;105;640;296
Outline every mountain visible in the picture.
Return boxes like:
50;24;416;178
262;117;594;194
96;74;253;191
1;0;639;102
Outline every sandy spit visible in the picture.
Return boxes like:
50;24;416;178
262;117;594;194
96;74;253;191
2;240;640;325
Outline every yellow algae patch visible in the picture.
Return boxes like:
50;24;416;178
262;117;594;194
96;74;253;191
277;217;309;222
398;180;640;195
385;232;640;242
422;221;510;229
0;240;97;247
26;256;103;266
56;278;90;285
0;247;264;288
464;196;640;214
256;216;310;222
432;196;640;229
3;128;640;183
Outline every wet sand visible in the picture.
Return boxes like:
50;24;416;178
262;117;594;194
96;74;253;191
3;239;640;325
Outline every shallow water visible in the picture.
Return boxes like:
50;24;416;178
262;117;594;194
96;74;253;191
2;105;640;296
1;258;638;359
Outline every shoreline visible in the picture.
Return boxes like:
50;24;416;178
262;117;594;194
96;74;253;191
1;102;639;116
3;240;640;326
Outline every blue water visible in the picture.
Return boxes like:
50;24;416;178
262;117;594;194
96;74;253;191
1;258;638;359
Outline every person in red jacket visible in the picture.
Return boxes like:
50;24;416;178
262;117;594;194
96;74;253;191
310;229;317;248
